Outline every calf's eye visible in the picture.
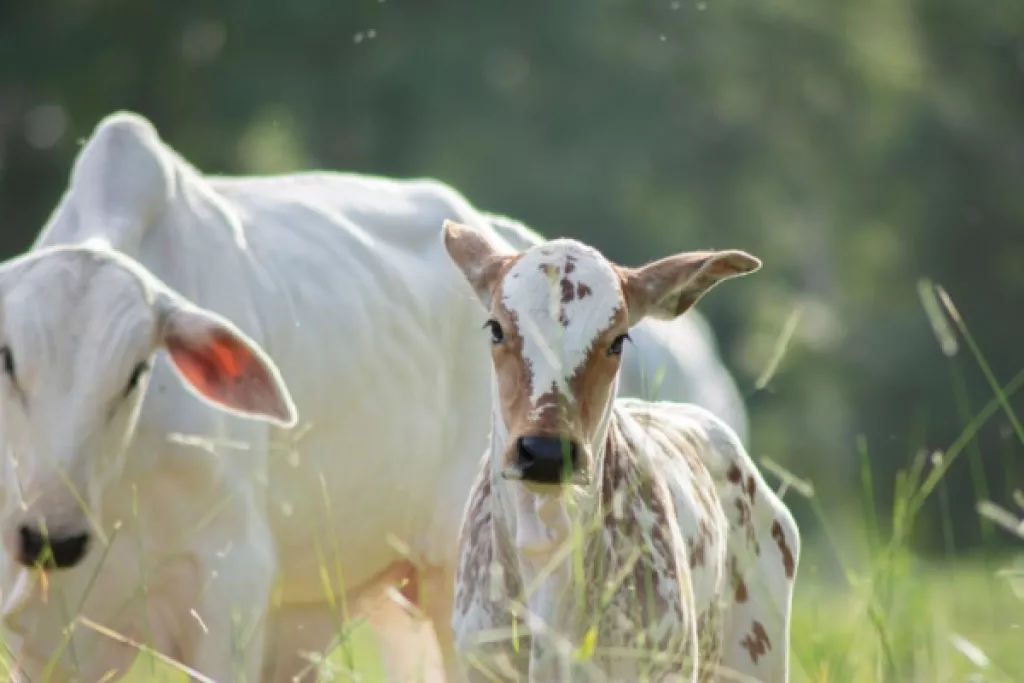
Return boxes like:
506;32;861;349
484;319;505;345
608;333;630;357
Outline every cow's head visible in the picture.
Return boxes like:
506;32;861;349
0;245;295;572
443;220;759;490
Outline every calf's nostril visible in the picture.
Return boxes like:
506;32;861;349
514;436;581;484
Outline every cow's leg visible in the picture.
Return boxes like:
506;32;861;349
418;565;462;682
180;539;276;683
354;561;444;683
261;561;441;683
190;594;270;683
364;598;445;683
259;601;338;683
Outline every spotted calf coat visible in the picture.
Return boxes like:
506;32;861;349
452;402;800;682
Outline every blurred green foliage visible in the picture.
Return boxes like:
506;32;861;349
0;0;1022;559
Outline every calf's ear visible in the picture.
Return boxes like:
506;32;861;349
157;295;298;428
621;249;761;325
442;220;511;307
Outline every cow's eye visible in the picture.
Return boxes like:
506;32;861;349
609;333;630;357
0;346;15;381
484;319;505;345
124;361;149;396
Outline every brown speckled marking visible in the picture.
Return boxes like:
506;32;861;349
727;464;742;484
733;497;761;553
688;519;715;569
455;467;493;617
772;520;796;579
688;534;706;570
559;277;574;304
745;475;756;502
729;554;749;603
741;621;772;663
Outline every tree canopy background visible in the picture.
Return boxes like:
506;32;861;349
1;0;1022;564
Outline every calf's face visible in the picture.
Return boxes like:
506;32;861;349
0;246;295;573
443;220;760;490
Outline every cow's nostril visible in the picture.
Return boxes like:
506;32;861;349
18;525;44;566
514;436;580;484
17;525;90;570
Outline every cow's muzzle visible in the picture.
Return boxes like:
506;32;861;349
503;436;580;484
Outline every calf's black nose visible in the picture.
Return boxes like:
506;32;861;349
18;525;90;570
515;436;579;484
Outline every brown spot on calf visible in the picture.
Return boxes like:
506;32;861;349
741;621;772;664
771;520;796;579
729;555;749;603
560;277;575;304
734;497;760;553
688;534;706;569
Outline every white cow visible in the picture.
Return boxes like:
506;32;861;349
0;111;751;682
443;221;800;682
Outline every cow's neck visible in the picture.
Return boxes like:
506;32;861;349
488;378;621;663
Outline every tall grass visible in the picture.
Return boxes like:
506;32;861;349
3;282;1021;683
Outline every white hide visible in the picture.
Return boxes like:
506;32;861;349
0;110;751;681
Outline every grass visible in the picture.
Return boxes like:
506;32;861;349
4;281;1023;682
101;552;1024;683
790;550;1023;683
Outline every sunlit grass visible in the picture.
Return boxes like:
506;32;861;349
3;281;1022;682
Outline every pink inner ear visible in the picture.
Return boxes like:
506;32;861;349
166;328;270;411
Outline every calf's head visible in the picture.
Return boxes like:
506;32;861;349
443;220;759;489
0;245;296;571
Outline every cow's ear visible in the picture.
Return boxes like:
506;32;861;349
621;250;761;325
443;220;511;307
157;295;297;428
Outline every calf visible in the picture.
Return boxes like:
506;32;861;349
444;221;800;682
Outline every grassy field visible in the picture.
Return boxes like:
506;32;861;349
791;553;1023;683
6;284;1023;682
90;549;1021;682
